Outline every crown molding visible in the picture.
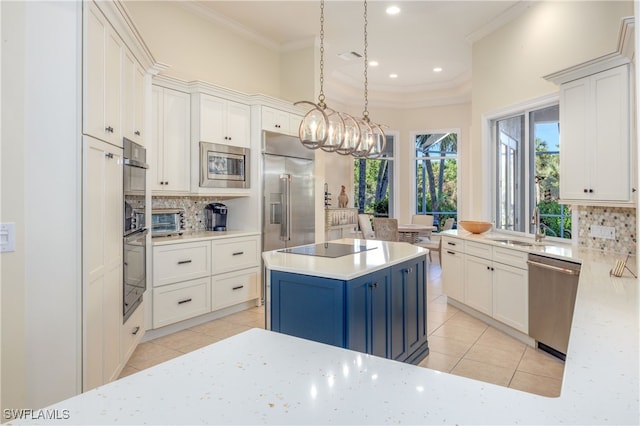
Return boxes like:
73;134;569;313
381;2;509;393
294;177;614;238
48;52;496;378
465;1;533;45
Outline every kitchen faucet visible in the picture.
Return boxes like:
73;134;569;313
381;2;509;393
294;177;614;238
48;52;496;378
531;206;546;242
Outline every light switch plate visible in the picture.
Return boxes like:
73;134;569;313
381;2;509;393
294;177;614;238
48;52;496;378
0;223;16;252
590;224;616;240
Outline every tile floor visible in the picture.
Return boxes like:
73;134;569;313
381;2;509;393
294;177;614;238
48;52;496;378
120;260;565;397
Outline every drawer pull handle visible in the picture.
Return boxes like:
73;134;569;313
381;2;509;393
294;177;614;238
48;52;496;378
370;282;378;289
232;251;244;256
447;242;456;246
177;260;192;265
447;251;456;255
232;285;244;290
132;326;140;335
178;298;192;305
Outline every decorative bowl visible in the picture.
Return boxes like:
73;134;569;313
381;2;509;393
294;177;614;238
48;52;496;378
458;221;492;234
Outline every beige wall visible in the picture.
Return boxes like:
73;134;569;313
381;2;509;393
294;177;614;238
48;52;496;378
470;0;633;218
125;1;282;97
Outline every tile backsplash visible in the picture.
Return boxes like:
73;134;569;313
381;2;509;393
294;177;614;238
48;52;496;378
152;196;222;231
577;206;636;254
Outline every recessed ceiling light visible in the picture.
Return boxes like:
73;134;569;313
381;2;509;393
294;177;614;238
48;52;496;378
369;60;379;67
386;5;400;15
389;73;398;79
433;67;443;73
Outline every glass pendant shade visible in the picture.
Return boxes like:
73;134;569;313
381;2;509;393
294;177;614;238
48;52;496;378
321;108;346;152
366;123;386;158
336;113;361;155
296;101;328;149
352;118;374;158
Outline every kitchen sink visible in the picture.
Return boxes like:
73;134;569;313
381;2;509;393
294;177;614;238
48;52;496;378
490;238;534;247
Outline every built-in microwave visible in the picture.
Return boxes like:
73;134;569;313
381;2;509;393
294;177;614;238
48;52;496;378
200;142;250;188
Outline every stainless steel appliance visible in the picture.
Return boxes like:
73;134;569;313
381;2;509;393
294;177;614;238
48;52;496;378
199;142;250;188
262;131;315;251
205;203;228;231
528;253;581;360
151;208;186;237
123;138;148;321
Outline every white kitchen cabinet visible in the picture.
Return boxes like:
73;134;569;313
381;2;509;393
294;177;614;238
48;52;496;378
83;2;123;147
83;136;123;391
464;255;493;316
261;106;303;137
211;267;260;311
122;49;146;145
153;277;212;328
152;240;211;287
193;93;250;148
151;86;191;193
441;237;465;303
211;235;260;275
441;237;529;334
121;302;145;365
559;64;631;204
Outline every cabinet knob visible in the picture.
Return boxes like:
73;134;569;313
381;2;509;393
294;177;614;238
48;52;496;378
134;130;141;136
589;189;594;193
105;126;114;133
105;152;114;159
583;189;588;193
370;282;378;289
132;326;140;335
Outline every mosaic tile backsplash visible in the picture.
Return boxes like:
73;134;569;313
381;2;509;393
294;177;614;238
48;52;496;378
577;206;636;254
152;196;224;231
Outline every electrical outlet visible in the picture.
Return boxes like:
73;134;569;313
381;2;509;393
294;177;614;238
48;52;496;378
590;224;616;240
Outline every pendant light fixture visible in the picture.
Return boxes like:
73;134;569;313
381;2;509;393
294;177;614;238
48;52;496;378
352;0;386;159
295;0;345;151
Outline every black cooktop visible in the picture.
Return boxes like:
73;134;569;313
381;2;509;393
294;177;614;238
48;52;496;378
279;243;375;258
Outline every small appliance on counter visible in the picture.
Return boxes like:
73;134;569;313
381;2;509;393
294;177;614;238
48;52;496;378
151;208;186;237
205;203;228;231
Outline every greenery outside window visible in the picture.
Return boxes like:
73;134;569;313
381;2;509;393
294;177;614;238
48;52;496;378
414;133;458;228
493;104;571;239
354;135;394;217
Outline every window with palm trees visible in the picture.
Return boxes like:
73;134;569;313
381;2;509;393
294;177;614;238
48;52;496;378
354;136;395;217
415;133;458;229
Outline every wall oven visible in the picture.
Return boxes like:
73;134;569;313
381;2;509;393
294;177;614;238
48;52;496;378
200;142;250;188
123;138;148;321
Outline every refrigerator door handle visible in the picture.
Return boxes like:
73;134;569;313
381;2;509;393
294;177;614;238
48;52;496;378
279;174;291;241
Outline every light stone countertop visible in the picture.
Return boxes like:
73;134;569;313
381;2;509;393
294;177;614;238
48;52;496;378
151;230;259;246
21;236;638;424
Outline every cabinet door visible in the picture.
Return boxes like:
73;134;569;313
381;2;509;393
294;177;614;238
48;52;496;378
441;248;464;302
464;255;493;316
161;88;191;192
493;263;528;333
104;28;122;147
83;137;123;391
122;50;136;143
226;101;251;147
390;259;426;361
133;63;146;144
199;94;226;144
150;86;164;190
83;4;107;143
559;77;590;200
591;65;630;201
346;269;390;358
271;271;345;347
211;267;259;311
262;106;290;134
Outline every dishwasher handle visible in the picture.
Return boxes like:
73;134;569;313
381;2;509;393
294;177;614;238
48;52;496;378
527;259;580;276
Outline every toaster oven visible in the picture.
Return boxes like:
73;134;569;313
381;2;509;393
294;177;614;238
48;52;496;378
151;209;186;237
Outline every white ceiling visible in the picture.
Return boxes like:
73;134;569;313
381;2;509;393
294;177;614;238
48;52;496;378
180;1;530;105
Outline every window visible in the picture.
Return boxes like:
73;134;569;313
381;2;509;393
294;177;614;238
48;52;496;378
414;132;458;228
354;135;395;217
493;104;571;239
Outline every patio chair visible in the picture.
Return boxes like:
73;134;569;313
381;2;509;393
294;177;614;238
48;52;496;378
357;214;375;239
372;218;399;242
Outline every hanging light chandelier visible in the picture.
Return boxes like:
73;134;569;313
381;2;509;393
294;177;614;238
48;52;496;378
295;0;345;151
295;0;385;159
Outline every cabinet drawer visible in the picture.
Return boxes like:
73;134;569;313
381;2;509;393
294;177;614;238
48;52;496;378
441;236;462;252
211;236;259;274
153;241;211;287
121;304;144;362
212;267;259;311
153;277;211;328
465;241;492;258
492;246;528;270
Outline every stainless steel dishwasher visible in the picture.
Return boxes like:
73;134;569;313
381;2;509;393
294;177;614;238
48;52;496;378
528;253;581;360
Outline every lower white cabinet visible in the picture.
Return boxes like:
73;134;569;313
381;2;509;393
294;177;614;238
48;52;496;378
153;277;212;328
121;304;145;363
152;234;261;329
441;236;529;334
212;267;259;311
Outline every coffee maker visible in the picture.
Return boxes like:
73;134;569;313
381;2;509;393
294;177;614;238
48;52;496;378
205;203;228;231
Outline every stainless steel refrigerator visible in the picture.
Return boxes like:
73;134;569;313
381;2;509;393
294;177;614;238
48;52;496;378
262;131;315;252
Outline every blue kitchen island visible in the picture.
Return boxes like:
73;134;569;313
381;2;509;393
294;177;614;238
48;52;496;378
263;239;429;364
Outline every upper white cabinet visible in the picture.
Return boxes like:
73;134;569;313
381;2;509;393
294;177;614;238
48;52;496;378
151;86;191;193
560;64;631;204
84;3;123;147
192;93;250;148
261;106;302;137
122;49;146;145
